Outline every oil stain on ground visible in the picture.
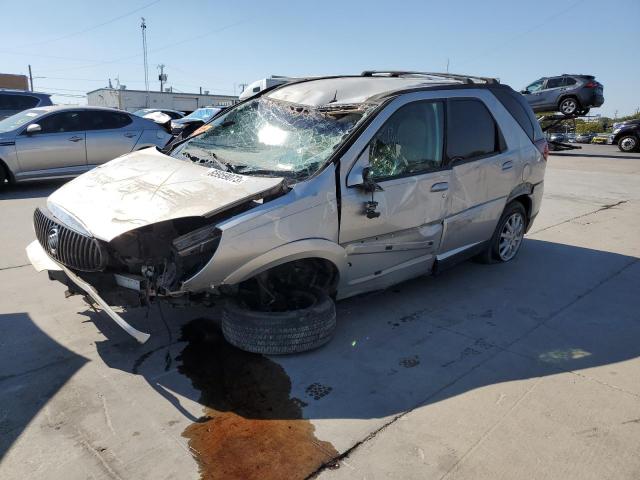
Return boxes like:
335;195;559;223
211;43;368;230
178;318;338;480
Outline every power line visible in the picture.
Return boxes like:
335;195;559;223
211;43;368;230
19;0;163;49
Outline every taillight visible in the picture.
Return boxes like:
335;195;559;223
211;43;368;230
534;139;549;161
585;81;597;88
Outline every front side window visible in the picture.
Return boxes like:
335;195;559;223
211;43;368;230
368;101;444;180
172;97;373;179
446;99;500;161
37;111;84;134
525;80;544;93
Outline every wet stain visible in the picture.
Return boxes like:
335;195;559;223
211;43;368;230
399;355;420;368
441;338;494;367
178;318;338;480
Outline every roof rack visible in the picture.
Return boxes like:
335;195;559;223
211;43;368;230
361;71;499;84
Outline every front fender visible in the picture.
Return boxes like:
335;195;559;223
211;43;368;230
222;238;348;286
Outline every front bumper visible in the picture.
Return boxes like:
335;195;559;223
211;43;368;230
26;240;151;343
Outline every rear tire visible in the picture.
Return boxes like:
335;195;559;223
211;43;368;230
0;162;8;187
618;135;639;152
475;202;527;264
222;288;336;354
558;97;579;116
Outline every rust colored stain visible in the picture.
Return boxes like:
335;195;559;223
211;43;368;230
178;318;338;480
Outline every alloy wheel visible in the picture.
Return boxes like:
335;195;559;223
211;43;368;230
620;137;637;152
560;98;577;115
498;212;525;261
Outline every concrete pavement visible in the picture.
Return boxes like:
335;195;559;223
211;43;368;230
0;144;638;479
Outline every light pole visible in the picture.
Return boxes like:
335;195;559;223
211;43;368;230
141;17;150;107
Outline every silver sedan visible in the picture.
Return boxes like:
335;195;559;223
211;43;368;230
0;106;172;184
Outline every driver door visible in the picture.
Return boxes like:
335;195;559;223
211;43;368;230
339;99;450;297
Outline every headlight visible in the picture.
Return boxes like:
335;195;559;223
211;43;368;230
613;128;621;134
172;224;221;257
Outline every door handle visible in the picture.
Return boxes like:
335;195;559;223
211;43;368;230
430;182;448;192
68;136;83;142
124;132;138;138
501;160;513;171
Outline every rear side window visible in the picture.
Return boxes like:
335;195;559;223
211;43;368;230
446;99;500;161
167;111;182;119
0;94;39;109
563;77;577;86
84;111;132;130
546;78;563;88
491;87;545;142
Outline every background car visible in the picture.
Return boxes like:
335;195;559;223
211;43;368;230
590;133;610;144
169;106;223;136
548;132;566;142
575;132;596;143
520;74;604;116
0;89;53;120
0;106;172;184
133;108;184;119
612;120;640;152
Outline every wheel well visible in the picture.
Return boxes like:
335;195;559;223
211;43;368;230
510;195;531;222
558;94;580;107
0;158;13;183
239;257;340;301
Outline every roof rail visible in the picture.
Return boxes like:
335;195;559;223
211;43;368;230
361;71;499;84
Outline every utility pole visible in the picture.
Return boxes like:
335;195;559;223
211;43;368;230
28;64;33;91
141;17;150;107
157;64;167;92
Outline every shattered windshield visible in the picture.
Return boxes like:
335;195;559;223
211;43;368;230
171;97;374;179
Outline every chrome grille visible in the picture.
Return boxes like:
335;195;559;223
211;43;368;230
34;208;106;272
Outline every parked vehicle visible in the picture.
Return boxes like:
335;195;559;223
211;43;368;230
612;120;640;152
170;106;222;133
520;74;604;116
590;133;611;144
0;106;172;184
26;72;547;353
134;108;185;119
575;132;596;143
0;89;52;120
238;76;301;100
566;133;576;143
548;132;566;142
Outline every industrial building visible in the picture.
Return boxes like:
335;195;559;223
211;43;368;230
87;88;238;113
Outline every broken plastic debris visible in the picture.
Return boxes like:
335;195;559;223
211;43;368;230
351;340;357;347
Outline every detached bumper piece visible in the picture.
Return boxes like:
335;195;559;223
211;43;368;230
26;240;150;344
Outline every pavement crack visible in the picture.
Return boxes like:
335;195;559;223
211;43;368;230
0;263;30;271
530;200;628;235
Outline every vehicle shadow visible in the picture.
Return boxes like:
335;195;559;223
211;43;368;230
0;179;69;200
87;238;639;424
0;312;88;460
551;152;640;160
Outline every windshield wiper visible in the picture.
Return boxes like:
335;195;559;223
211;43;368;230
182;150;237;173
206;151;238;173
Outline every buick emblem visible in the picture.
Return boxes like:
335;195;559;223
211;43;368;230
47;226;59;254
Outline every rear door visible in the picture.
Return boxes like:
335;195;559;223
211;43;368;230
15;110;87;175
84;111;141;165
438;96;518;256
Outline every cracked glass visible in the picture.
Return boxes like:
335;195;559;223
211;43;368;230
172;97;375;180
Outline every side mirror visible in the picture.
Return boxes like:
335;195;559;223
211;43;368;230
358;166;383;193
26;123;42;135
520;90;529;95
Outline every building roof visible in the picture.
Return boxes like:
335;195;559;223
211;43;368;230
267;73;497;107
86;87;237;99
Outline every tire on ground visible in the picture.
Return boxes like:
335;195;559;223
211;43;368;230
222;288;337;354
618;135;639;153
475;201;527;264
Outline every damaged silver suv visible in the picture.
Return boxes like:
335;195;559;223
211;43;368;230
27;71;548;353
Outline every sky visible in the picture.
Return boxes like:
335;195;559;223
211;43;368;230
1;0;638;117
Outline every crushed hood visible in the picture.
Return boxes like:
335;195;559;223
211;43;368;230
47;148;285;241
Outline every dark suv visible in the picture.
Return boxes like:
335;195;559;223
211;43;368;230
612;119;640;152
0;90;53;120
521;74;604;116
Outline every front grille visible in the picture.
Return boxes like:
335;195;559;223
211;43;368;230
34;208;106;272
